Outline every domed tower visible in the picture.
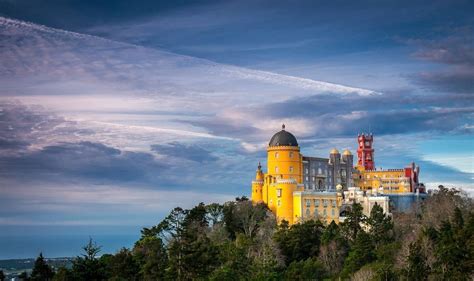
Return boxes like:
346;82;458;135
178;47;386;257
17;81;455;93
267;124;303;182
342;149;354;187
251;162;264;203
266;124;303;224
329;148;341;189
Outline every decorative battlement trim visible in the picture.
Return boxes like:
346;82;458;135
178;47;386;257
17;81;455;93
252;180;263;184
294;190;338;196
267;146;300;151
276;178;298;184
368;169;405;173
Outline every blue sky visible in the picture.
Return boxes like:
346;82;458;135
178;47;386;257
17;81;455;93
0;0;473;258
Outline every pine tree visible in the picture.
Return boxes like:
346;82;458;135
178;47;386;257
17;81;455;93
341;231;375;276
367;203;393;248
341;203;367;242
274;219;324;264
133;236;168;281
31;252;54;281
102;248;140;281
405;241;429;281
71;238;105;281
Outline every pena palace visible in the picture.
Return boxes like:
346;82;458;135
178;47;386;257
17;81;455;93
250;125;426;225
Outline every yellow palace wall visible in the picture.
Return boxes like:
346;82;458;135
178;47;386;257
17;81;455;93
354;168;411;193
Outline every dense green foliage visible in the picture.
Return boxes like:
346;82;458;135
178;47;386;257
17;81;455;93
21;186;473;280
31;253;55;281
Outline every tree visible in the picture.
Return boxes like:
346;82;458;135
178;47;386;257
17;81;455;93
275;219;324;264
405;240;429;281
19;271;30;281
341;203;366;242
0;270;5;281
206;203;224;226
367;204;394;249
223;201;268;239
319;222;348;276
341;231;375;277
133;236;168;281
179;203;219;280
31;252;55;281
102;248;140;281
51;267;72;281
71;238;105;281
283;258;326;281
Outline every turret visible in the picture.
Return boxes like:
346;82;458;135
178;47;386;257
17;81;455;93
267;124;302;182
330;148;341;189
251;162;264;203
342;149;354;187
266;124;302;224
357;133;374;170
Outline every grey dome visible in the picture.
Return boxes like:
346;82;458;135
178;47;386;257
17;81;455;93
268;125;298;147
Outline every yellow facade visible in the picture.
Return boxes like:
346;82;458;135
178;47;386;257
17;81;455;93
251;126;339;225
354;167;411;194
251;127;305;224
266;146;303;182
293;192;343;225
251;126;420;225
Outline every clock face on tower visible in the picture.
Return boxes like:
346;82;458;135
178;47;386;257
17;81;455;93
365;141;370;146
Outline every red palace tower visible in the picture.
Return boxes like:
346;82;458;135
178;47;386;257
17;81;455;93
357;133;374;170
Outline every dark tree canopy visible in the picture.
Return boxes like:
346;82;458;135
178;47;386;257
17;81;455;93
35;186;472;281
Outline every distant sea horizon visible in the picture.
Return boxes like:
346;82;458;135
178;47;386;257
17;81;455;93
0;225;143;260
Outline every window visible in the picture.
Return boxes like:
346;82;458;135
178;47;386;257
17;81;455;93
332;200;336;208
275;152;279;158
318;168;322;175
323;209;327;216
306;208;310;216
312;183;316;189
305;168;309;174
314;209;318;216
275;166;279;173
312;168;316;174
289;166;294;173
331;209;335;217
289;152;294;158
306;199;311;207
277;189;282;197
277;200;281;207
318;180;323;189
314;199;320;207
306;176;309;181
323;199;328;207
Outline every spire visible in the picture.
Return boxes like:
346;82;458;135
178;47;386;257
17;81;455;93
257;162;262;171
282;124;285;130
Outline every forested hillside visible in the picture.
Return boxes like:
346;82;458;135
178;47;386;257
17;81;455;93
11;186;473;281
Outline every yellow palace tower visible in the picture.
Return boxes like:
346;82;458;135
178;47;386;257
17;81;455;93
252;124;304;224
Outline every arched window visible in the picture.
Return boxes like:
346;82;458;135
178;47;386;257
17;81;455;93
289;166;294;173
275;152;279;158
289;152;293;158
318;168;322;175
318;180;323;189
275;166;279;173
